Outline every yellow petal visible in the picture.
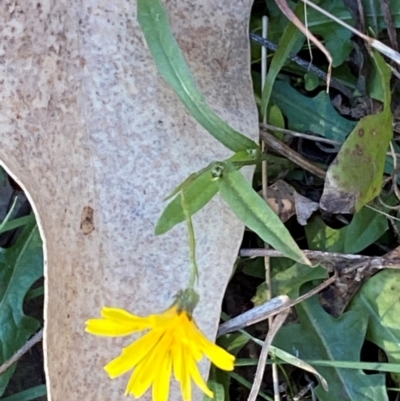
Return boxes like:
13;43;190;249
179;346;192;401
187;352;213;398
128;331;173;398
102;307;152;327
105;329;162;378
200;337;235;371
85;307;152;337
152;351;172;401
172;341;183;383
152;306;179;329
85;319;137;337
189;324;235;371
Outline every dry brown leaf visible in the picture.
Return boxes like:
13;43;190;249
267;180;319;225
0;1;258;400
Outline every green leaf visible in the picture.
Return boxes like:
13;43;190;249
214;162;309;265
252;262;327;306
0;215;31;235
202;380;225;401
155;167;218;235
0;215;43;396
273;295;388;401
271;80;357;142
234;331;326;391
320;51;393;213
0;385;46;401
362;0;400;33
267;0;354;67
349;269;400;384
344;207;388;253
236;357;400;374
305;0;354;67
137;0;257;152
155;150;261;235
304;71;319;91
305;207;388;253
267;105;285;140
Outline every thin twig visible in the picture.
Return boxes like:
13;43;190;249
356;0;366;33
249;34;353;99
260;15;280;401
299;0;400;65
218;275;336;337
260;123;341;146
0;329;43;375
248;310;290;401
260;128;327;179
273;0;332;90
240;248;400;270
379;0;399;54
261;123;400;158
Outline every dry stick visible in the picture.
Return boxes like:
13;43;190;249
260;128;327;179
0;329;43;375
274;0;332;90
245;275;337;401
261;123;400;158
248;309;290;401
249;34;353;99
260;16;280;401
241;248;400;270
293;383;315;401
218;275;336;337
356;0;366;33
260;123;342;146
299;0;400;65
379;0;399;53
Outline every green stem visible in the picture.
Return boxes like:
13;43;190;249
180;191;199;288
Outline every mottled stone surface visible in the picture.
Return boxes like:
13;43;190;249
0;1;258;400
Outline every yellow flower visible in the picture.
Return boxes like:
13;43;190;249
85;289;235;401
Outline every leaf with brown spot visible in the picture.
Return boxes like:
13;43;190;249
320;51;392;214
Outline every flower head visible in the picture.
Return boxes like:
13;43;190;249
85;289;235;401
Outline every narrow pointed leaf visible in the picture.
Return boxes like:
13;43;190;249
215;163;309;265
137;0;257;152
155;150;261;235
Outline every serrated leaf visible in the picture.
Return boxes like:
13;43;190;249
155;150;261;235
0;215;43;396
137;0;257;152
215;163;309;265
320;51;393;213
271;80;357;142
273;295;388;401
349;269;400;384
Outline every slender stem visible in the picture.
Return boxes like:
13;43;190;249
261;15;280;401
180;191;199;288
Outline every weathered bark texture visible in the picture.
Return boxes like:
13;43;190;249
0;1;258;400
